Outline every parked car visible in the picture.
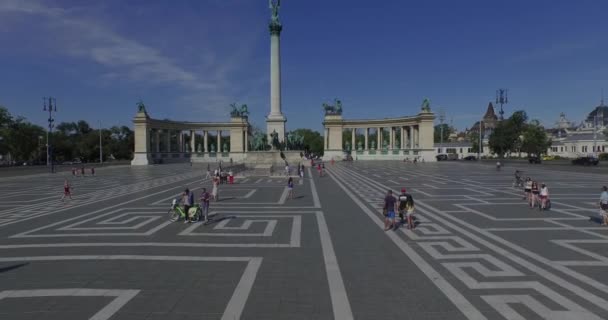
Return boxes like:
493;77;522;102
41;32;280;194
436;154;448;161
572;156;599;166
542;155;555;161
463;155;477;161
528;156;542;164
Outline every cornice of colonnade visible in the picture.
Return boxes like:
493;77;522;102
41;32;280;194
324;112;435;129
145;117;250;131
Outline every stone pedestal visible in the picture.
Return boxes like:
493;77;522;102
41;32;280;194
131;108;151;165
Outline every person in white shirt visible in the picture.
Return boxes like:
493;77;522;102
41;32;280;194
539;183;549;211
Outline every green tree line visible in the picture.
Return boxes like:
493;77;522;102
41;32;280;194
488;110;552;157
0;106;133;164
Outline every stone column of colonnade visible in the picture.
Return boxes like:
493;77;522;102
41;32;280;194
217;130;221;152
364;128;369;150
203;131;208;152
155;130;161;153
190;130;196;153
351;128;356;151
376;128;381;150
389;127;394;150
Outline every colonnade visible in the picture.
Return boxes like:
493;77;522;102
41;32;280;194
325;125;420;151
149;129;249;154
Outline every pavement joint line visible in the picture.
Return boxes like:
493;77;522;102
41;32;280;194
308;169;354;319
0;174;207;228
0;288;140;320
0;255;262;320
327;166;486;320
10;187;193;238
333;164;608;316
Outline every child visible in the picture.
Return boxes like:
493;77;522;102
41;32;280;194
61;179;73;201
287;177;294;200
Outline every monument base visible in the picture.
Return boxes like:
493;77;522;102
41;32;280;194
266;114;286;143
131;153;151;165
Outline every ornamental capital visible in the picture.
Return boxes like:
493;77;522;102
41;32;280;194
269;22;282;35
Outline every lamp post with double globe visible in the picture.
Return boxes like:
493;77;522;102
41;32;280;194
43;97;57;173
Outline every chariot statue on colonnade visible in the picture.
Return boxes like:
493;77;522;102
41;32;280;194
323;98;343;116
230;103;249;118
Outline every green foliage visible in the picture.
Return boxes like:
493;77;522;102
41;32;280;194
488;110;550;157
434;124;452;143
521;121;551;156
0;106;134;164
291;128;323;155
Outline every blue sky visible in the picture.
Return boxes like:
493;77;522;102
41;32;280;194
1;0;607;132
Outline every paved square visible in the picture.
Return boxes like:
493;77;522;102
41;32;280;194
1;162;608;319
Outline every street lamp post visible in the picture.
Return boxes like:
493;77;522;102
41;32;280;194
478;117;483;160
43;97;57;173
439;108;445;154
99;121;103;164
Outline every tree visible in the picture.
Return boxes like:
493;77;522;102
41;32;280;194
5;117;45;162
521;121;552;156
434;124;452;143
291;128;323;155
488;121;515;157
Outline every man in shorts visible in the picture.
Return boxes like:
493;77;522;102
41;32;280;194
383;190;397;231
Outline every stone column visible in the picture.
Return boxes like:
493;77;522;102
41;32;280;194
131;108;151;165
377;128;381;149
266;20;286;142
400;127;404;149
389;127;394;150
324;128;329;150
364;128;369;150
190;130;195;153
414;126;419;148
166;130;172;153
409;126;414;149
155;130;160;153
178;131;183;152
244;130;249;152
217;130;221;152
351;128;356;151
203;131;208;152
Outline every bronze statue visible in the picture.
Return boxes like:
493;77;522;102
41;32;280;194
269;0;280;23
421;98;431;112
136;100;146;113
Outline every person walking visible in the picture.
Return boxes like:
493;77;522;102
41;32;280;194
530;181;540;209
81;165;86;177
205;164;211;179
182;188;192;223
539;183;550;211
229;170;234;184
383;190;398;231
398;188;416;229
212;176;219;201
200;188;211;223
90;167;95;176
287;177;295;200
524;177;532;203
71;167;76;176
599;186;608;225
317;163;323;177
61;179;73;201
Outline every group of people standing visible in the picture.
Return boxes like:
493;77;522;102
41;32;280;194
383;188;415;230
179;187;211;224
518;171;550;210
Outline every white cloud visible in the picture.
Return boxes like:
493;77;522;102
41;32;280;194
0;0;260;116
